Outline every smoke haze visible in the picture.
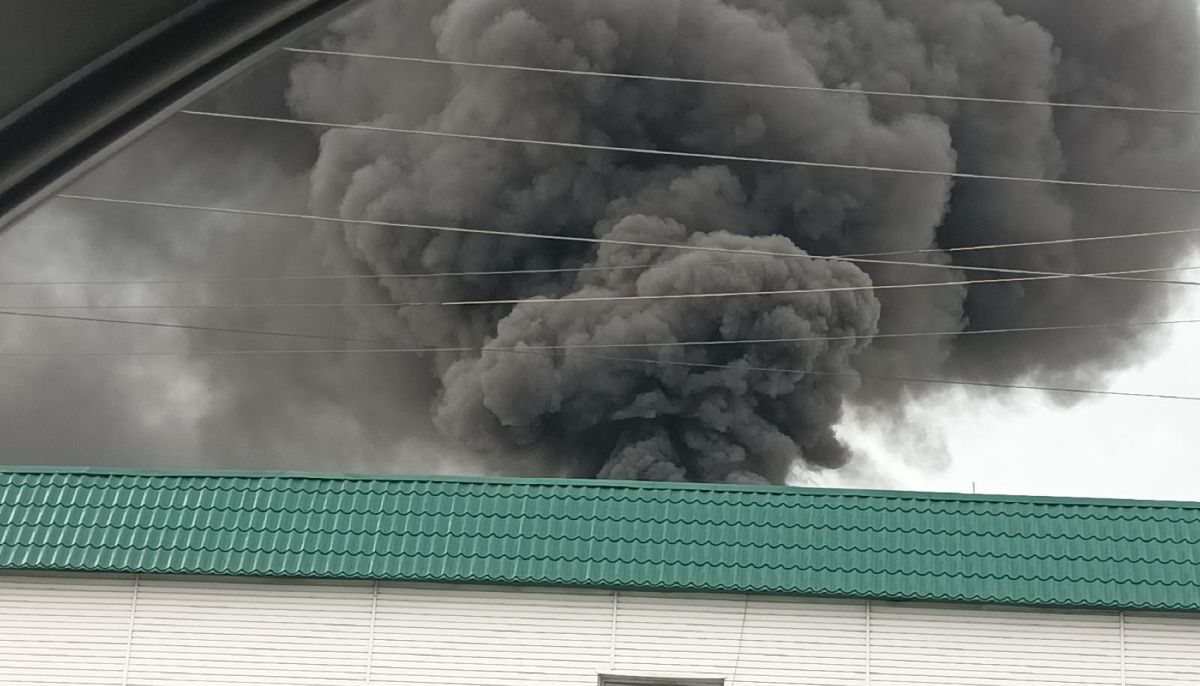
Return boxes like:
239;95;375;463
3;0;1200;484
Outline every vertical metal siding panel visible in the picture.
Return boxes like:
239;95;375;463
730;597;868;686
124;578;373;686
1123;613;1200;685
369;584;612;686
865;599;871;686
5;573;1200;686
869;603;1123;686
612;592;745;680
0;575;135;685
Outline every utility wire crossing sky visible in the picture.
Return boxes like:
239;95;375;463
7;0;1200;491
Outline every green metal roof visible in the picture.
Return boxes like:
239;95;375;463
1;468;1198;611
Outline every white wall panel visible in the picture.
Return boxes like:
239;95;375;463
2;572;1200;686
125;577;373;686
0;575;134;686
1125;612;1200;685
370;584;612;686
731;598;867;686
869;602;1123;686
613;592;746;681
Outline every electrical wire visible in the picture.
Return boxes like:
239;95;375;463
2;336;1196;402
0;310;381;344
53;194;1200;289
282;47;1200;118
9;308;1200;402
10;47;1200;424
5;308;1200;348
4;263;1196;311
179;110;1200;195
7;232;1200;288
847;228;1200;258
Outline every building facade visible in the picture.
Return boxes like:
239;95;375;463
1;469;1197;685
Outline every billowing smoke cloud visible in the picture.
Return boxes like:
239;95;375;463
2;0;1199;484
0;54;483;475
280;0;1200;482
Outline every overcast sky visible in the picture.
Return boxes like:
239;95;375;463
2;0;1200;501
830;270;1200;500
827;0;1200;501
5;195;1198;500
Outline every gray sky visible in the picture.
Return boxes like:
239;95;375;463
2;0;1200;500
829;270;1200;500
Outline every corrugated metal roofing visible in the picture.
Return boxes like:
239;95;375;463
1;468;1198;611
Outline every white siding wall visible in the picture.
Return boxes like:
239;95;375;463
613;592;746;679
1125;613;1200;685
126;578;373;686
2;573;1199;686
733;597;867;686
370;584;611;685
869;602;1124;686
0;575;135;685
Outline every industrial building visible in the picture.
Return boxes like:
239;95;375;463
1;468;1197;685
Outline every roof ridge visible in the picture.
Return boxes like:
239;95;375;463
1;466;1198;510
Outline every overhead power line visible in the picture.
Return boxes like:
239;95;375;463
0;310;381;344
283;47;1200;118
8;229;1200;288
2;336;1196;403
848;228;1200;259
5;308;1200;349
8;308;1199;402
53;194;1200;290
180;110;1200;195
4;261;1198;311
581;352;1200;403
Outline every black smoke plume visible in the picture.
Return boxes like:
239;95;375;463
3;0;1199;484
283;0;1200;482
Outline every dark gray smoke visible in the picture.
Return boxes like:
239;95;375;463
280;0;1200;482
3;0;1199;484
0;55;484;475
